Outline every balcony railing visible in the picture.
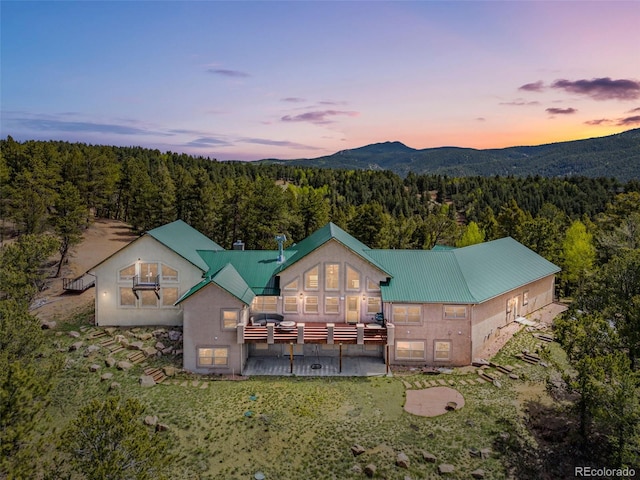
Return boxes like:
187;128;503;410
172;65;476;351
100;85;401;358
240;322;389;346
132;275;160;299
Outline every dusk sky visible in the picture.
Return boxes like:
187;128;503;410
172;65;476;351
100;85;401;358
2;1;639;161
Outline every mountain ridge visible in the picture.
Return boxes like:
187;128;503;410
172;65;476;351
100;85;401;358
259;128;640;181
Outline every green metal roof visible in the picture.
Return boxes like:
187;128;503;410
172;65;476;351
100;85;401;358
277;222;391;276
176;263;255;305
197;250;287;296
147;220;223;271
368;237;560;304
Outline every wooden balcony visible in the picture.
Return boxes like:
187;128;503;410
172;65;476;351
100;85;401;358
241;323;387;345
132;275;160;299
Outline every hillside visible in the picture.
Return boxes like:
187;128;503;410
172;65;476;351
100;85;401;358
262;128;640;180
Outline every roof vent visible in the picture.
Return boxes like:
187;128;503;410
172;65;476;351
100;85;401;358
233;240;245;251
275;234;287;263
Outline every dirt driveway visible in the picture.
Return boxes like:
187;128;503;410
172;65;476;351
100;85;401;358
33;218;137;323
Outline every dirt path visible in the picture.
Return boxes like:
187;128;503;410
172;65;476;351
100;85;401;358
33;218;137;323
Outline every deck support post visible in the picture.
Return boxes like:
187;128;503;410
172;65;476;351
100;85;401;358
267;324;274;344
386;345;390;375
339;343;343;373
356;323;364;345
289;343;294;374
327;323;334;344
297;323;305;344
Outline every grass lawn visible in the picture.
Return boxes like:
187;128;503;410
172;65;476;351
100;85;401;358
40;307;570;479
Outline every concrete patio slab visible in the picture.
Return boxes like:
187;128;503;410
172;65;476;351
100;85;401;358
242;355;390;377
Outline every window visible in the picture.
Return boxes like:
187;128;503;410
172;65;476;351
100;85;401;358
140;290;158;308
396;341;425;360
197;347;228;367
434;341;451;361
140;262;159;283
444;305;466;319
523;291;529;306
367;278;380;291
325;296;339;314
325;264;339;290
119;287;136;306
283;296;298;313
392;305;421;324
162;287;179;306
367;297;381;315
119;265;135;281
346;265;360;290
222;310;239;329
304;266;319;290
283;278;299;291
161;264;178;282
304;296;318;314
252;296;278;313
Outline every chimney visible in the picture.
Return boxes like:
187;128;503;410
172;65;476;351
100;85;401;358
275;234;287;263
232;240;245;251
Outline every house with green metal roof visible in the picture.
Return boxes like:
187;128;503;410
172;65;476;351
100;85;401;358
90;220;560;374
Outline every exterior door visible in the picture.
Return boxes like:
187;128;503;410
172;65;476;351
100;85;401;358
346;296;360;324
507;296;519;323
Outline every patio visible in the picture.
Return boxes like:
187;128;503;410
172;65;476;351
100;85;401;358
242;355;390;377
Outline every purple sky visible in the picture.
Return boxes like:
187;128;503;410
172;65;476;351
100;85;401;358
2;1;639;160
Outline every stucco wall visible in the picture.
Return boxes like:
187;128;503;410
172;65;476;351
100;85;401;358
92;235;205;327
274;240;388;324
470;275;556;358
182;283;248;374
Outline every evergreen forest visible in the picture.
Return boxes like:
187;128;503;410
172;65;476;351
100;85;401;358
1;136;639;477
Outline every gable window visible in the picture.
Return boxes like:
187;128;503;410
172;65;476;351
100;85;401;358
304;266;319;291
222;309;239;329
392;305;421;324
325;296;339;314
434;341;451;361
367;297;381;315
161;265;178;282
140;290;158;308
325;264;340;290
304;296;319;314
346;265;360;290
366;278;380;291
119;287;136;307
283;278;299;291
140;262;159;283
119;265;136;281
252;296;278;313
444;305;466;319
198;347;228;367
396;341;425;360
283;296;298;313
162;287;179;307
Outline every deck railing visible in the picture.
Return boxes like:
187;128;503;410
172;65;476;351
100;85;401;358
241;322;389;345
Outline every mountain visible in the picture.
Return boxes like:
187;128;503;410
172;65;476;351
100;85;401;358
261;129;640;181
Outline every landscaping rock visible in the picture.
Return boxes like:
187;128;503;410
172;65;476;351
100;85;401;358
129;341;144;351
139;375;156;387
162;366;178;377
471;468;485;479
155;341;166;350
104;327;117;334
162;347;173;355
438;464;455;475
68;331;81;338
396;452;410;469
155;423;169;432
83;344;101;357
144;415;158;426
142;346;158;357
351;444;366;456
69;341;84;352
138;332;153;341
41;320;56;329
152;328;166;337
168;330;181;341
89;364;101;372
105;357;116;368
116;360;133;370
100;372;113;381
480;447;491;459
469;448;481;458
364;464;376;478
350;464;362;474
109;382;121;391
174;349;183;355
422;451;436;463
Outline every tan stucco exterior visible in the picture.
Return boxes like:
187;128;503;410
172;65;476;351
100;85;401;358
91;235;205;327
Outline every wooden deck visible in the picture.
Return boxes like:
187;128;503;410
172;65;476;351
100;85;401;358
242;323;387;345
